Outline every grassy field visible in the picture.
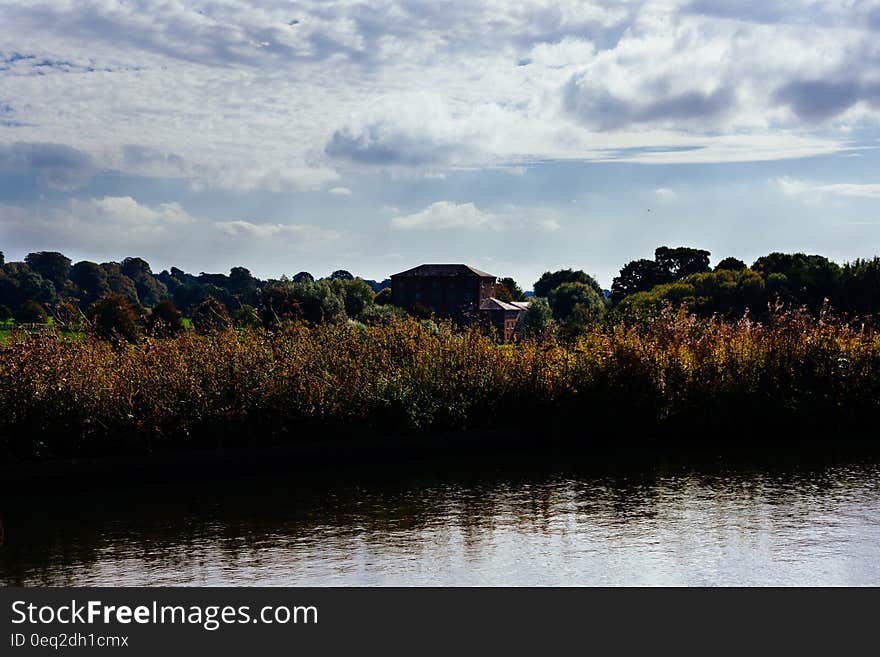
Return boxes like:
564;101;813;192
1;310;879;461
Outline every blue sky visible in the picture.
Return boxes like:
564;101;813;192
1;0;879;289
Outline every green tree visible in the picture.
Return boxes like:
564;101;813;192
330;269;354;281
15;300;48;324
374;287;393;305
148;300;185;338
498;276;526;301
101;262;140;306
549;281;606;323
121;257;167;307
519;297;553;337
25;251;71;290
70;261;110;307
534;269;603;298
293;271;314;283
654;246;711;279
715;257;747;272
87;293;140;343
611;259;663;304
752;252;841;312
191;297;232;334
332;278;374;320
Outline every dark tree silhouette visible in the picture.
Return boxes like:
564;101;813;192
148;300;185;338
87;293;140;343
25;251;71;289
15;300;48;324
715;257;747;272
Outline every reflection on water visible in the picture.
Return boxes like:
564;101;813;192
2;453;879;586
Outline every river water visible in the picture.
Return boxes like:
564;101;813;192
2;451;879;586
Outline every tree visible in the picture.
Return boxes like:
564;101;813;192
752;252;841;312
332;278;374;320
494;283;514;302
330;269;354;281
715;257;747;272
101;262;140;306
0;304;11;322
374;288;392;305
519;297;553;337
549;281;606;323
70;261;110;306
654;246;711;280
25;251;71;290
121;257;167;307
293;271;314;283
148;300;185;338
611;259;663;304
0;251;4;267
260;280;302;325
15;300;48;324
0;262;57;308
534;269;603;298
498;276;526;301
87;293;140;343
191;297;232;334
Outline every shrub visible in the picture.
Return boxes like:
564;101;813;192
148;300;186;338
191;297;232;334
87;293;140;343
15;300;48;324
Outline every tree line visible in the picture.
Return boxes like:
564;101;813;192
1;246;878;342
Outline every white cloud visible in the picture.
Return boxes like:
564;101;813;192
777;177;880;199
391;202;493;230
654;187;677;200
328;186;352;196
215;220;340;244
390;201;560;231
1;0;875;191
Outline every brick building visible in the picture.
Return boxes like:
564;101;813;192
390;264;527;341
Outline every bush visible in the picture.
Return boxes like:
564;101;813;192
87;293;140;343
15;300;48;324
0;304;12;322
191;297;232;334
148;300;186;338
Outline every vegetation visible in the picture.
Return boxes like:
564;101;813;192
1;309;878;462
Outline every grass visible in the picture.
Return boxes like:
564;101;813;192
1;309;879;462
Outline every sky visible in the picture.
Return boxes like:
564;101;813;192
1;0;879;289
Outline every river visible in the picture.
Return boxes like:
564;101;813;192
2;450;879;586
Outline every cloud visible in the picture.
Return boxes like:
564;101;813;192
70;196;194;226
328;186;352;196
215;220;340;244
0;142;95;190
773;79;876;123
563;80;734;131
390;201;493;230
325;93;474;168
0;196;196;256
778;177;880;199
390;201;560;231
654;187;677;200
1;0;879;189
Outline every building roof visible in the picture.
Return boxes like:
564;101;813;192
509;301;531;311
479;297;523;312
391;264;495;278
